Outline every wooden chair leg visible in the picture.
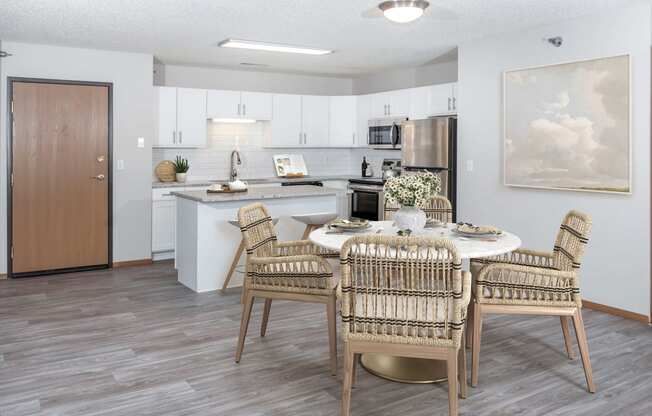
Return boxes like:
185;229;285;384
301;224;315;240
459;332;468;399
572;309;596;393
260;299;272;337
341;342;354;416
446;349;459;416
471;302;483;387
235;293;255;363
351;353;360;387
560;316;576;360
466;300;474;350
222;239;245;293
327;295;338;376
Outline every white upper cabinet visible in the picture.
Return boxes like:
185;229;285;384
176;88;207;147
241;91;273;120
157;87;178;147
356;94;371;147
301;95;330;147
270;94;303;147
370;89;410;118
409;86;430;120
388;89;410;117
329;96;357;147
155;87;207;148
206;90;241;119
206;90;272;120
428;82;458;116
371;92;391;118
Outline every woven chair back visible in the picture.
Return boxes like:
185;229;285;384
552;210;592;272
384;195;453;223
340;235;464;347
237;203;278;258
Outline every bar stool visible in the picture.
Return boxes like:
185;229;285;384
222;217;279;293
291;212;339;240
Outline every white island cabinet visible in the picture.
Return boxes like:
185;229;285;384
173;186;338;293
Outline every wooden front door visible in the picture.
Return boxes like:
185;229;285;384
10;80;111;275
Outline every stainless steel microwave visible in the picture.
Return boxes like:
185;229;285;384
368;117;407;149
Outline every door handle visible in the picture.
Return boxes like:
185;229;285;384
173;131;177;144
448;98;451;111
452;97;456;110
91;174;106;181
179;131;183;144
388;104;391;115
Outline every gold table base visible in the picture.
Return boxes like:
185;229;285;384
360;353;448;384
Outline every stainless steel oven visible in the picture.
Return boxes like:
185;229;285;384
368;117;407;150
348;181;385;221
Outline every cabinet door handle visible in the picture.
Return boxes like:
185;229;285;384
243;104;246;115
452;97;456;110
388;104;391;115
352;132;355;145
173;131;177;144
238;103;241;116
448;98;451;111
179;131;183;144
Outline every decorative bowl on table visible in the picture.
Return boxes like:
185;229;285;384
328;218;372;232
453;223;503;237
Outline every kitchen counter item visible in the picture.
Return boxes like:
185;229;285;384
155;160;176;182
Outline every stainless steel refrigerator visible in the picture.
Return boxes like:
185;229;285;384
401;117;457;221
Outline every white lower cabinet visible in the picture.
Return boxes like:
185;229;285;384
152;186;209;260
322;180;351;218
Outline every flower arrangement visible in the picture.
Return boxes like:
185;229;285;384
383;171;442;208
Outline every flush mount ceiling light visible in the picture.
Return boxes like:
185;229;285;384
379;1;430;23
218;39;333;55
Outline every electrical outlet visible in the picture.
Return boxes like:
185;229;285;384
466;160;474;172
117;160;125;170
137;137;145;148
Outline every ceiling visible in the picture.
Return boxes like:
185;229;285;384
0;0;646;77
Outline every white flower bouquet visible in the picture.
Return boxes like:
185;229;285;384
383;171;442;208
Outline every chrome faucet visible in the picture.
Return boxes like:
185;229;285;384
230;150;242;182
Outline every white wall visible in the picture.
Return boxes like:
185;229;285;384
353;60;458;94
0;42;155;271
161;64;353;95
458;5;651;316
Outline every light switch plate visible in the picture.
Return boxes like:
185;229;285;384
466;160;474;172
117;160;125;170
137;137;145;148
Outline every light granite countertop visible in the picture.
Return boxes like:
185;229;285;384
171;185;339;203
152;175;368;188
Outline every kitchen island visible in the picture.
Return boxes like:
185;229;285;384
172;185;338;292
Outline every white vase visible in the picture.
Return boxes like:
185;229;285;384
393;206;427;232
176;172;187;183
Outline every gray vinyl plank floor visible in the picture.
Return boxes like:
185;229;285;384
0;262;650;415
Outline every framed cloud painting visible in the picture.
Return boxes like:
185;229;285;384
504;55;630;193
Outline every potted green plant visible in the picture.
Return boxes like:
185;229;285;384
173;156;190;183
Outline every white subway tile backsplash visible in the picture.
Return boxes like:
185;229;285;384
152;122;399;180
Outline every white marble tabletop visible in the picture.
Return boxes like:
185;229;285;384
309;221;521;259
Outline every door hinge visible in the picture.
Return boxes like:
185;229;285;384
10;246;14;259
10;100;14;115
10;172;14;187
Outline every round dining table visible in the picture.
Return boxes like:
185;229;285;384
309;220;522;384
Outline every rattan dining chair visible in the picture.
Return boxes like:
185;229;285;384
468;210;595;393
234;203;338;375
340;235;472;416
384;194;453;222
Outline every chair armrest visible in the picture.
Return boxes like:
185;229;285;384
472;248;556;269
276;240;338;258
475;263;579;305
